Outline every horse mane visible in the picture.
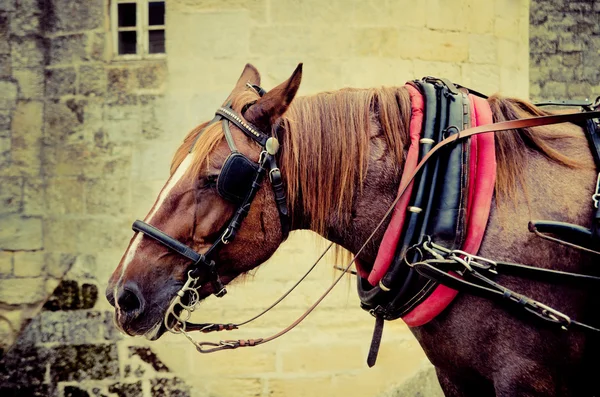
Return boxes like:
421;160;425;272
280;87;411;234
487;95;583;202
170;84;583;235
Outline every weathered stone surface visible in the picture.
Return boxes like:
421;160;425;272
150;377;191;397
49;34;86;65
0;214;43;250
0;277;46;304
0;54;11;77
10;100;43;175
0;250;13;276
379;365;443;397
13;250;44;277
0;135;10;168
0;80;17;109
40;310;102;343
45;99;86;144
85;178;130;215
0;110;11;130
140;96;164;140
48;0;104;33
64;386;91;397
102;311;123;341
10;0;41;37
129;347;170;372
0;12;11;55
0;176;22;215
107;68;138;103
45;67;77;97
0;342;50;388
136;63;167;90
80;64;107;96
10;36;45;68
50;344;119;382
43;279;98;311
108;381;143;397
46;177;85;214
88;32;105;62
22;177;44;215
45;252;77;278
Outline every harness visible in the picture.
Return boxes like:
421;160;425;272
125;80;600;361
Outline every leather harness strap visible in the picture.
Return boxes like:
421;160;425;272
185;108;600;353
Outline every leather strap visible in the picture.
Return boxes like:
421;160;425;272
187;110;600;353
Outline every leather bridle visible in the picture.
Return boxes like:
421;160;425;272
129;83;600;354
132;86;289;302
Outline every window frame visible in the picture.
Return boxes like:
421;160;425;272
111;0;166;60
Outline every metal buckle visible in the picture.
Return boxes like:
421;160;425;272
593;173;600;209
269;167;281;182
221;228;232;244
450;249;498;274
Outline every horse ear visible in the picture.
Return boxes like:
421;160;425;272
227;63;261;100
244;63;302;131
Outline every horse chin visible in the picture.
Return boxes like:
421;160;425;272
144;321;167;341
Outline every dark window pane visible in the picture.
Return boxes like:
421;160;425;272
118;31;137;54
118;3;136;27
148;1;165;25
149;29;165;53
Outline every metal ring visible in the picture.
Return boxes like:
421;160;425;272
221;228;232;244
378;280;391;292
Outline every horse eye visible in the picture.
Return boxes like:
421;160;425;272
200;175;218;189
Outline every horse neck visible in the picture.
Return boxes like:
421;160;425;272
279;86;411;263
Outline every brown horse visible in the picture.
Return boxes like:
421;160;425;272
106;64;599;396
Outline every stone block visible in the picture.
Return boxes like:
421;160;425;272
268;377;332;397
128;347;170;372
85;178;130;215
107;67;138;99
49;344;119;382
49;34;86;65
468;34;497;64
88;32;106;62
426;0;469;32
280;343;364;372
0;250;13;276
566;82;592;99
0;110;10;130
102;311;123;341
64;386;91;397
0;1;15;12
10;0;41;37
0;342;50;388
44;99;86;145
0;214;43;250
401;29;469;63
45;67;77;97
461;63;500;96
0;135;10;168
108;381;143;397
10;100;43;176
0;54;11;77
541;81;567;98
44;279;98;311
0;80;17;109
40;310;102;343
0;176;22;215
562;52;582;67
558;35;583;52
136;62;167;90
150;377;191;397
140;95;165;140
10;36;45;68
13;250;44;277
0;277;46;304
48;0;104;33
530;37;557;54
22;178;44;216
350;0;426;28
202;378;263;397
45;252;77;278
13;68;44;99
79;64;106;96
76;217;132;252
46;177;85;214
0;12;11;55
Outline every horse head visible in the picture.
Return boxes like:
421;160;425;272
106;64;303;339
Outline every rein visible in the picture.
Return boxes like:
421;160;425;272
143;105;600;354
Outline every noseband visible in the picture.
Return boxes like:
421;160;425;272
132;86;289;330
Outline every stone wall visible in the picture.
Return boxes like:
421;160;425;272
1;1;530;396
530;0;600;101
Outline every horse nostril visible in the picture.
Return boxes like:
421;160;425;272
117;284;144;315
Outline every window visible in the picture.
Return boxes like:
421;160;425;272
111;0;165;59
